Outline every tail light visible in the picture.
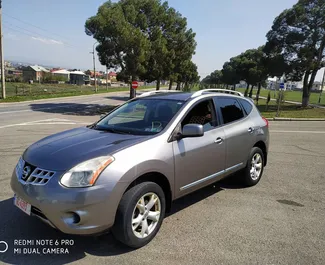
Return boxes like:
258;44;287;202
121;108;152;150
262;117;269;127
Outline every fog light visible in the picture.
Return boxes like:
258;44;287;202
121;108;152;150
63;212;81;225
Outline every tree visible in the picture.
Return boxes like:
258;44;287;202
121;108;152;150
230;48;267;97
205;70;222;87
85;0;197;95
265;0;325;107
85;0;152;98
221;61;240;90
175;60;199;90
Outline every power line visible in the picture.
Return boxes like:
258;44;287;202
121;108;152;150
3;20;62;44
3;12;72;42
3;23;83;50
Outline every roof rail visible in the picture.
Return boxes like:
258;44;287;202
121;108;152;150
191;89;244;98
137;90;182;98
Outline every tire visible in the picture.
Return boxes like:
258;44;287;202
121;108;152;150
242;147;265;187
112;182;166;248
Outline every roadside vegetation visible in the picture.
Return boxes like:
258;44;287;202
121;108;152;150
257;99;325;119
201;0;325;108
0;83;153;103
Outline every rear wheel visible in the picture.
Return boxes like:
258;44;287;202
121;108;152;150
242;147;264;186
112;182;165;248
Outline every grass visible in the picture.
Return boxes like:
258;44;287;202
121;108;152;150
236;87;325;106
257;99;325;118
0;83;155;103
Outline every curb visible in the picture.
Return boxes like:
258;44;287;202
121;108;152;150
270;117;325;121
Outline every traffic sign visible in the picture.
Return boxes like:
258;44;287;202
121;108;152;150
132;81;139;89
279;83;285;89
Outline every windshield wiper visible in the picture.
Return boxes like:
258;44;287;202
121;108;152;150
94;126;132;135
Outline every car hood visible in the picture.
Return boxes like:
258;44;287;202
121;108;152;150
23;127;149;171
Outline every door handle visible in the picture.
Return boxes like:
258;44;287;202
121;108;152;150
248;127;255;133
215;137;223;144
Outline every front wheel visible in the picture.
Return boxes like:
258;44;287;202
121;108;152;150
242;147;265;187
112;182;166;248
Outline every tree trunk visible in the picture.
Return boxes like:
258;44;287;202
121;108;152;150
244;83;250;97
256;82;262;105
156;79;161;91
176;82;181;90
226;84;229;89
302;71;311;107
129;77;136;99
249;84;254;98
168;80;173;90
233;84;236;91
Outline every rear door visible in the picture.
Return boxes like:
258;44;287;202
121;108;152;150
214;96;255;172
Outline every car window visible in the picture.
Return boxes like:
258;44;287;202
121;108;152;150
181;99;217;132
239;99;253;115
216;98;245;124
95;99;185;135
108;102;147;125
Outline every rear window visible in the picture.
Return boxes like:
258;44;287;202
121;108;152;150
239;99;253;115
217;98;245;124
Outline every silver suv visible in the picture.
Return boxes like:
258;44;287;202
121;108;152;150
11;89;269;248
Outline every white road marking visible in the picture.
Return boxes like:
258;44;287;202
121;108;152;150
271;130;325;134
0;118;88;129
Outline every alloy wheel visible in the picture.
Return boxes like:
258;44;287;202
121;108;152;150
131;192;161;239
250;153;263;181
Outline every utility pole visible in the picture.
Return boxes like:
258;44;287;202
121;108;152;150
90;41;98;92
106;66;108;91
0;0;6;99
318;68;325;104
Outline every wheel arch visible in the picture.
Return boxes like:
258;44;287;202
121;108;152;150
253;141;267;166
124;172;173;213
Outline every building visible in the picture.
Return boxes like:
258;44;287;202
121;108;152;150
312;81;322;91
108;71;117;82
6;68;23;76
70;71;90;85
22;65;49;82
51;69;70;81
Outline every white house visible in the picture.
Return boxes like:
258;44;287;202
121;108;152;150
51;69;70;81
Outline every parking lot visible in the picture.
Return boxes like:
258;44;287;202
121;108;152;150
0;92;324;265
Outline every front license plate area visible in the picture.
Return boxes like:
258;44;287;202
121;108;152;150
14;195;31;215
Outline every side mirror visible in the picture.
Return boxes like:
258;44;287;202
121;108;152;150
181;124;204;138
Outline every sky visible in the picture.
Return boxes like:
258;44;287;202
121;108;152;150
3;0;324;81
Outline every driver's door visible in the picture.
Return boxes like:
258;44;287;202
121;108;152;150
172;99;226;198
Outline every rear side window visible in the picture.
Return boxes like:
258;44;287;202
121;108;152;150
239;99;253;115
216;98;244;124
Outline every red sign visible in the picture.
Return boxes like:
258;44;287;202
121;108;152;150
132;81;139;89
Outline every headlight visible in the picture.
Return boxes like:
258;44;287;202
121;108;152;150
60;156;114;188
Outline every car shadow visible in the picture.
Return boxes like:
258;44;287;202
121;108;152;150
29;103;117;116
0;176;244;264
0;198;134;265
167;174;247;216
105;96;130;101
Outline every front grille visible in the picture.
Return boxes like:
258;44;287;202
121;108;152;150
16;157;56;186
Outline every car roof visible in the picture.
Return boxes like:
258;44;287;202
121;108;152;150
138;92;193;101
138;91;249;103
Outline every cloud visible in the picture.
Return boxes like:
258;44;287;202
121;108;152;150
5;33;19;40
31;36;63;45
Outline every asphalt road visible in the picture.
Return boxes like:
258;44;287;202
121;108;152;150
0;91;325;265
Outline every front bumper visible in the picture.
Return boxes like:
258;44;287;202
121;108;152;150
10;169;125;235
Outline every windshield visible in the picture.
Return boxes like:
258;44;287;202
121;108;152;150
94;99;185;135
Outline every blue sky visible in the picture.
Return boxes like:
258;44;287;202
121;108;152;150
3;0;324;81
